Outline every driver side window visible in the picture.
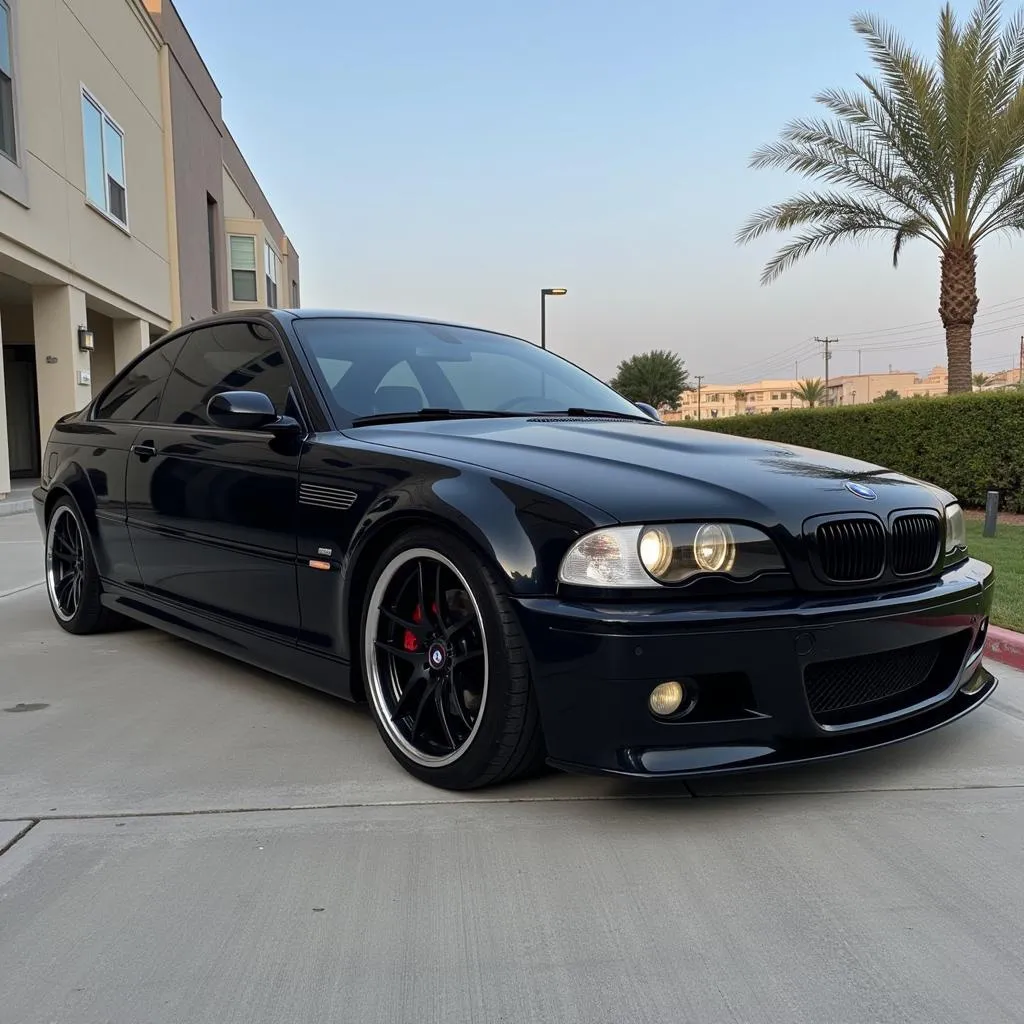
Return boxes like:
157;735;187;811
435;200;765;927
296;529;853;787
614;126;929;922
157;322;295;426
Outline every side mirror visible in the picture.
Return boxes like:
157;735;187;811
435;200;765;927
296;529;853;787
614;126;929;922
634;401;662;421
208;391;298;435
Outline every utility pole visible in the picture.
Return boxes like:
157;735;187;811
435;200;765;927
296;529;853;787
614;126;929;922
816;336;838;404
858;349;862;375
694;375;704;421
1019;336;1023;387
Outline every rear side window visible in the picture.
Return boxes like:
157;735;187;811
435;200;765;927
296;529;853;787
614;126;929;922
157;321;295;426
92;335;187;422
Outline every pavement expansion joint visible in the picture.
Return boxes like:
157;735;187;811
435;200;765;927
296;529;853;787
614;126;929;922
0;821;38;857
1;781;1023;825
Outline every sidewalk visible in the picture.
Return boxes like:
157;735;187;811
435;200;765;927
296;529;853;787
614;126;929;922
0;480;36;518
0;511;44;599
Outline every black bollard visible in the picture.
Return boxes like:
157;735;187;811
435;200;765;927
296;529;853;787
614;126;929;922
983;490;999;538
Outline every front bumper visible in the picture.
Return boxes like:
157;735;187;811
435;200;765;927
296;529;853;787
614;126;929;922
514;559;997;778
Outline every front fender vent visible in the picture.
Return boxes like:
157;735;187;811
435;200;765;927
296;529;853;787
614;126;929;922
299;482;357;511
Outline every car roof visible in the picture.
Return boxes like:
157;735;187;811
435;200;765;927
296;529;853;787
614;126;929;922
172;308;527;343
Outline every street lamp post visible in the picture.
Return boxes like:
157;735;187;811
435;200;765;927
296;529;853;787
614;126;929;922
540;288;567;349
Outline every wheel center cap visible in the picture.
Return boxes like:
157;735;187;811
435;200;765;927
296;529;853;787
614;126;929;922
427;642;448;671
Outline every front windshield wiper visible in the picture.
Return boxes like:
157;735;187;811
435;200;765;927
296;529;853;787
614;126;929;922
541;407;655;422
349;408;525;427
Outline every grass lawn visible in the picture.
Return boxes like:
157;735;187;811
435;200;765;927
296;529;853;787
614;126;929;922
966;519;1024;633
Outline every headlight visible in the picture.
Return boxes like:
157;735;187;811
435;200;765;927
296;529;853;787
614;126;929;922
639;527;673;577
559;523;786;587
694;523;735;572
945;502;966;553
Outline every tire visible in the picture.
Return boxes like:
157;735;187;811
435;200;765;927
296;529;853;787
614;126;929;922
44;497;127;635
361;527;546;790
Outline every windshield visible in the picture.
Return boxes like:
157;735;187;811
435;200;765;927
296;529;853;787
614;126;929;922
292;317;645;424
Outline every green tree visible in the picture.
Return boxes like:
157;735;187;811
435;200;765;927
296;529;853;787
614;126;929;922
973;371;995;387
873;388;903;402
738;0;1024;394
795;378;827;407
609;350;690;410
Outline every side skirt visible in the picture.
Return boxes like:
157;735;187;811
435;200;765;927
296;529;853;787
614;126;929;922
100;583;355;700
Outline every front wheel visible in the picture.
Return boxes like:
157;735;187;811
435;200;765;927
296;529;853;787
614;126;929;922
361;529;545;789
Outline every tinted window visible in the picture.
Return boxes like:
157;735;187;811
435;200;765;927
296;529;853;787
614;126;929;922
158;321;294;426
93;335;186;422
293;318;643;422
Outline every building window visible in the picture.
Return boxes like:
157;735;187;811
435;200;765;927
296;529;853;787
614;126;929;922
229;235;257;302
81;89;127;226
265;241;278;307
206;195;219;311
291;280;299;308
0;0;16;161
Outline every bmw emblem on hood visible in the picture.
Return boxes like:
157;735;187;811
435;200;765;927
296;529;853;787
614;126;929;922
845;481;877;500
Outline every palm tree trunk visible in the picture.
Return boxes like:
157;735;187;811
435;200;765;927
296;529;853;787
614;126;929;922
939;247;979;394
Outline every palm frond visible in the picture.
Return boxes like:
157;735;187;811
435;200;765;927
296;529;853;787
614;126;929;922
852;11;951;216
739;193;921;283
940;0;1004;236
892;215;929;265
972;164;1024;239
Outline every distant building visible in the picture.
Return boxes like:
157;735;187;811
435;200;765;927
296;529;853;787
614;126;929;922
669;379;813;421
667;362;1018;422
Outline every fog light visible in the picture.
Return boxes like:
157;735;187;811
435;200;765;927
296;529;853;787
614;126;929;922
649;680;685;717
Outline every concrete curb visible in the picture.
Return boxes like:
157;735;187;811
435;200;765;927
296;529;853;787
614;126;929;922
986;625;1024;672
0;498;33;518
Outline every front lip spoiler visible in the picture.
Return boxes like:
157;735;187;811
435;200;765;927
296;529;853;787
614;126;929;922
547;664;998;780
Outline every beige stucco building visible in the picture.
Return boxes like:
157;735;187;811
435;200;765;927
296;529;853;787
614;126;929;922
667;365;991;421
0;0;299;500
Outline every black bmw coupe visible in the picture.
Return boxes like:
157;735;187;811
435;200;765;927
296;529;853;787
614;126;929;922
34;310;997;789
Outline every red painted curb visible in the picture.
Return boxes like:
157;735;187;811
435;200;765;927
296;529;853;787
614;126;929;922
985;625;1024;672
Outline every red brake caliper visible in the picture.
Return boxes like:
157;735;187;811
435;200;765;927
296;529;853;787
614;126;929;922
402;605;422;652
402;603;441;653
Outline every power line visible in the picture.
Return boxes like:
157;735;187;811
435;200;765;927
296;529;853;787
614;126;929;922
836;294;1024;340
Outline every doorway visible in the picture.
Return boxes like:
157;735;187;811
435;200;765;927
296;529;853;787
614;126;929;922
3;345;40;478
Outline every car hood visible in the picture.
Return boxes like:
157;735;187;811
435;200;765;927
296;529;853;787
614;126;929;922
343;418;950;525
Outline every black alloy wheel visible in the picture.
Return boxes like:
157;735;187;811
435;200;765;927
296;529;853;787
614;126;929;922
362;528;545;789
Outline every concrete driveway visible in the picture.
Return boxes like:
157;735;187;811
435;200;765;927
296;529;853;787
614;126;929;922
2;511;1023;1023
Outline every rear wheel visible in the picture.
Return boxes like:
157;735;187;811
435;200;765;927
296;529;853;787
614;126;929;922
45;498;125;634
361;529;545;789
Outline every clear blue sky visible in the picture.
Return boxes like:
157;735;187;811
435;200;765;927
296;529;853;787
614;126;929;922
176;0;1024;384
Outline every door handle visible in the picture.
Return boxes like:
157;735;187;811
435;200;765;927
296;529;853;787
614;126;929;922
130;441;158;459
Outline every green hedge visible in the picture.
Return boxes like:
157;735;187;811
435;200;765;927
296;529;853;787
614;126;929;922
680;391;1024;512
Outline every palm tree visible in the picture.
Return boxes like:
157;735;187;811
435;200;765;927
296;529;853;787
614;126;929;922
973;371;995;387
795;378;827;407
738;1;1024;394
